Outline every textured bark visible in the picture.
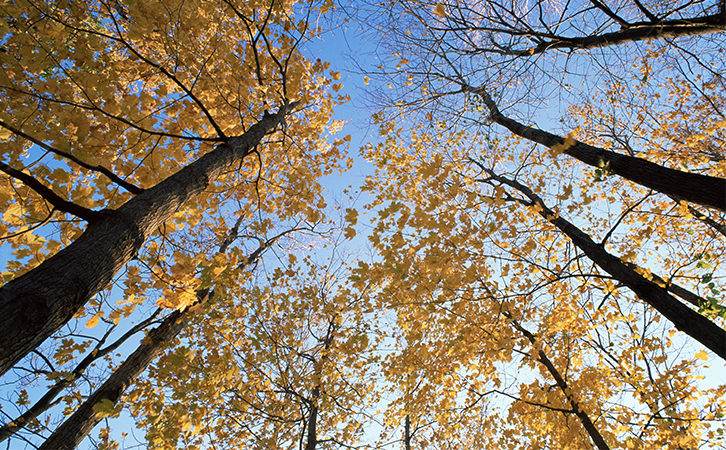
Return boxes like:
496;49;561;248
486;171;726;360
36;303;195;450
33;222;276;449
0;103;296;376
473;89;726;212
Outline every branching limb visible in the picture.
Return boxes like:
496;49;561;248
479;168;726;360
0;309;161;443
504;311;611;450
0;120;144;195
0;161;104;223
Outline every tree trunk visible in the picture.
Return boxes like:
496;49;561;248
0;310;160;443
485;170;726;360
473;89;726;212
36;301;198;450
404;415;411;450
0;103;297;377
506;313;611;450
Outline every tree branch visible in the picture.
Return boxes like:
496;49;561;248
504;312;611;450
0;120;144;195
481;169;726;360
471;86;726;212
0;161;104;223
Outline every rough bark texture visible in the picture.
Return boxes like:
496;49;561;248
473;89;726;212
36;305;193;450
0;103;296;376
487;171;726;360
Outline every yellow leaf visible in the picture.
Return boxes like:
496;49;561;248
434;3;446;18
85;315;100;328
550;135;576;155
92;398;118;418
695;350;708;361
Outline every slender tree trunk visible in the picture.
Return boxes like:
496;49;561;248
304;385;320;450
0;103;297;376
34;218;278;449
36;294;206;450
303;319;336;450
505;313;610;450
0;310;160;443
473;89;726;212
404;415;411;450
484;170;726;360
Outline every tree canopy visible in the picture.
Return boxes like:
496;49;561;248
1;0;725;449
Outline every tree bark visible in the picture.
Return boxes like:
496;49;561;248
36;301;199;450
0;103;297;377
485;170;726;360
0;310;160;443
472;89;726;212
33;218;278;449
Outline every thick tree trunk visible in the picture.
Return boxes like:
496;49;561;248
0;103;296;376
486;171;726;360
473;89;726;212
36;302;197;450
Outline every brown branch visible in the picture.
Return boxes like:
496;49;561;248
631;0;658;22
589;0;629;27
0;161;104;223
504;312;611;450
0;120;144;195
472;87;726;212
109;16;227;140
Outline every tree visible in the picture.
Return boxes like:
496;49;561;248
128;251;380;450
0;307;161;443
356;0;726;352
30;206;288;449
0;0;348;375
352;0;726;447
